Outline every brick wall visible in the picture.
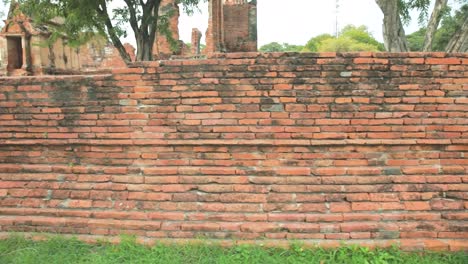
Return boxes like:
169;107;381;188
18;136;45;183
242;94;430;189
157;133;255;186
0;52;467;251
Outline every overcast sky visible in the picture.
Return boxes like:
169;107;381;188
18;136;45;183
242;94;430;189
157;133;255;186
0;0;461;47
179;0;385;46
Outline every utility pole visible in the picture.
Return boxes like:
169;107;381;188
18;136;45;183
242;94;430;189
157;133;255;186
335;0;340;37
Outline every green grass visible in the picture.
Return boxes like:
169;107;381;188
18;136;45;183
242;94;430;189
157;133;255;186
0;235;467;264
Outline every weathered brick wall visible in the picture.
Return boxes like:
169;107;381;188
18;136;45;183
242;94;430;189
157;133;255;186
0;52;467;250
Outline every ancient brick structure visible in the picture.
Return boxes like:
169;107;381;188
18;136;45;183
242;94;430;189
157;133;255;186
79;43;136;73
0;52;467;250
0;3;134;76
0;3;82;76
206;0;257;53
153;0;181;59
191;28;203;55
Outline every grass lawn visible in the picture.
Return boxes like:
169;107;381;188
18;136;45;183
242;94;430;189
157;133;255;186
0;235;467;264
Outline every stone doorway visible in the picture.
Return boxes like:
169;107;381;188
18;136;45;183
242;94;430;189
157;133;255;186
6;36;23;70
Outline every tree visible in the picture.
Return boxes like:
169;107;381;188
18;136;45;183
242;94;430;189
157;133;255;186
407;27;426;51
422;0;448;51
259;42;304;52
10;0;203;63
375;0;409;52
303;25;384;53
303;34;334;52
445;4;467;52
406;4;467;52
376;0;466;52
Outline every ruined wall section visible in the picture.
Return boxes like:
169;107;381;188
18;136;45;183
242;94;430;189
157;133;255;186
223;1;257;52
154;0;181;59
0;52;467;251
0;37;6;74
206;0;257;53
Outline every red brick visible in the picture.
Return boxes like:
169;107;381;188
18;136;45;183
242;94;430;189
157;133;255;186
402;167;439;175
426;58;461;65
430;199;464;210
404;201;431;211
241;223;279;233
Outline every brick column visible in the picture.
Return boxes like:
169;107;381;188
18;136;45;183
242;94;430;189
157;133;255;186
205;0;224;53
191;28;202;55
154;0;180;59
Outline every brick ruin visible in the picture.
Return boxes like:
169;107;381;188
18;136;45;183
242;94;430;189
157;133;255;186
0;3;134;76
0;52;467;250
155;0;258;57
0;3;81;76
191;28;203;55
153;0;183;59
0;0;258;76
205;0;257;53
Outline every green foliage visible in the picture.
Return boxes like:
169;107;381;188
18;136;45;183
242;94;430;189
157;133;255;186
4;0;205;61
303;34;334;52
259;42;283;52
317;37;382;52
406;27;426;51
1;235;467;264
434;4;467;51
16;0;108;47
259;42;304;52
399;0;432;25
406;4;467;51
304;25;384;53
262;25;383;54
340;25;385;50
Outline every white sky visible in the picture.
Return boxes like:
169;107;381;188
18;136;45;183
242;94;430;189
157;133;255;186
178;0;387;46
0;0;462;48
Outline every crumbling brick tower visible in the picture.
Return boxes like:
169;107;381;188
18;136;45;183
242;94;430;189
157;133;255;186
206;0;257;53
153;0;181;59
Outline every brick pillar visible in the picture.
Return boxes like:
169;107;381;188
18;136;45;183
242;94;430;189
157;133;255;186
0;37;7;75
205;0;224;54
191;28;202;55
222;0;257;52
154;0;180;59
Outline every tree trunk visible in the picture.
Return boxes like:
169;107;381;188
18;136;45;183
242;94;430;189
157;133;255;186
423;0;448;51
135;26;157;61
375;0;409;52
97;1;132;64
135;34;155;61
133;0;160;61
446;15;468;53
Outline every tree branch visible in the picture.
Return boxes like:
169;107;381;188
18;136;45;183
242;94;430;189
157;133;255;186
123;0;140;34
423;0;448;51
446;15;468;52
97;1;132;63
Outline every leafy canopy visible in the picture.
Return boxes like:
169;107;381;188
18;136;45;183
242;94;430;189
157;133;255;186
9;0;205;61
259;42;304;52
406;4;467;51
304;25;385;52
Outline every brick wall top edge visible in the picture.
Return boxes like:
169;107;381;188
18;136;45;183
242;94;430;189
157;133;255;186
129;51;467;67
0;74;112;82
204;51;468;59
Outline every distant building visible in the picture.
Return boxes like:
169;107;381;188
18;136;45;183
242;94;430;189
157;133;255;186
0;3;83;76
0;3;133;76
205;0;257;53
